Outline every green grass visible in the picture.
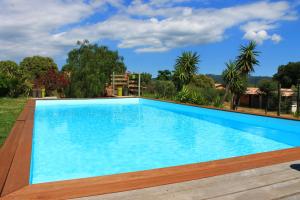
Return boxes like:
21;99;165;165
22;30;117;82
0;98;27;147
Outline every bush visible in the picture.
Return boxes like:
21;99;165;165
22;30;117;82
154;80;176;98
144;80;176;99
213;96;224;108
190;74;215;88
175;86;205;104
0;72;9;96
175;85;222;106
0;60;32;97
37;69;69;97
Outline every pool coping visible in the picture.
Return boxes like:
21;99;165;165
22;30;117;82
1;98;300;199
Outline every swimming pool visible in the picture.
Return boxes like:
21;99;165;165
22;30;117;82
31;98;300;184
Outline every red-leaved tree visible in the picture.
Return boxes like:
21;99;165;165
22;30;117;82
37;69;69;97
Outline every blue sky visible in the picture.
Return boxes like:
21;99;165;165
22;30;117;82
0;0;299;77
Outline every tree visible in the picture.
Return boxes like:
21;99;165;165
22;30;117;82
221;41;260;109
20;56;58;81
0;60;32;97
140;73;152;86
189;74;215;88
236;41;260;75
153;80;176;98
173;51;200;90
222;61;247;110
222;61;237;104
230;77;247;110
273;62;300;88
258;79;277;114
37;68;69;96
157;70;172;81
0;61;18;96
63;41;126;97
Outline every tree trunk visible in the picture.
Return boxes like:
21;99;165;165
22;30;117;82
234;95;241;111
222;84;230;104
297;83;300;117
277;83;281;116
265;94;268;115
230;94;235;110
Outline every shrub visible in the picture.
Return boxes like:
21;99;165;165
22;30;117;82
175;85;222;106
190;74;215;88
0;73;10;96
175;85;206;105
153;80;176;98
213;96;224;108
37;69;69;97
0;60;32;97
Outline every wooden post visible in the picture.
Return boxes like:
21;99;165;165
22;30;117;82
297;80;300;117
138;73;141;97
112;72;115;96
259;95;263;109
265;93;268;115
277;82;281;116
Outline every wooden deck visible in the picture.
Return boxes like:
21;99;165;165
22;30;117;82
0;100;34;197
77;160;300;200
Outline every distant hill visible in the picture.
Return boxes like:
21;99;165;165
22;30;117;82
206;74;272;87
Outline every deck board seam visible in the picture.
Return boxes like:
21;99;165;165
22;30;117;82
158;168;294;195
202;177;300;200
275;191;300;200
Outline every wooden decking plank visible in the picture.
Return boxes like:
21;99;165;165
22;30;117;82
1;119;33;196
16;108;30;121
209;178;300;200
158;167;300;200
280;192;300;200
0;121;25;196
26;99;36;108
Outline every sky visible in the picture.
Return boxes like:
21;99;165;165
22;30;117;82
0;0;299;77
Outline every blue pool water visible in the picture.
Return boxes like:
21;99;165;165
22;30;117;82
31;98;300;184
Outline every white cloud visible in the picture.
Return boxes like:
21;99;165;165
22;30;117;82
241;21;284;44
243;30;268;44
0;0;297;61
0;0;104;59
243;30;282;44
271;34;282;43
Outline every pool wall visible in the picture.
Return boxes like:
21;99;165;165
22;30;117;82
1;97;300;199
140;98;300;132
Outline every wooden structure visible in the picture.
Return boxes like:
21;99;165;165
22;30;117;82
240;87;263;108
214;83;225;90
107;73;140;97
238;87;295;110
1;98;300;199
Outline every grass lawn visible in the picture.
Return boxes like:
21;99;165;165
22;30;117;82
0;98;27;147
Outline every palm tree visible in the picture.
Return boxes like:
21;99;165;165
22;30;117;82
236;41;260;75
230;77;247;110
221;41;259;109
221;60;237;103
222;61;247;110
174;51;200;89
